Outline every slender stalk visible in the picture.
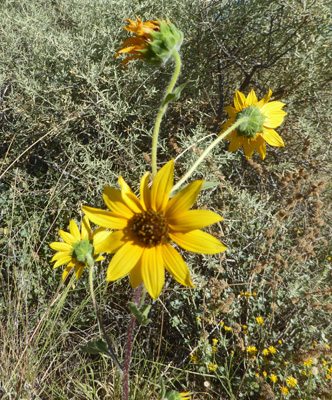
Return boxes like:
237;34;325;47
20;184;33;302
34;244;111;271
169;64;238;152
151;49;182;177
171;117;249;194
122;284;143;400
88;260;123;371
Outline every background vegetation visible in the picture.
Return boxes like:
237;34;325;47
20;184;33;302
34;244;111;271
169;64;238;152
1;0;331;398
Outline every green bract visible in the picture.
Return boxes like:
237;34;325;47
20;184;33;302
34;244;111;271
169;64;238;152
72;237;94;265
140;20;183;66
235;105;266;138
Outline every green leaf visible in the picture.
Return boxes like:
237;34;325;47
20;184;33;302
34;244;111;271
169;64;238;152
81;339;109;355
128;302;151;326
162;82;188;107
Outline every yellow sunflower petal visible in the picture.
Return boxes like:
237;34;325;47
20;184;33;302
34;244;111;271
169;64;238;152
103;186;134;218
262;128;285;147
93;231;113;254
140;172;151;211
51;251;71;261
81;216;91;240
170;230;227;254
262;102;287;128
165;180;204;218
162;243;194;287
257;89;272;108
59;230;76;245
49;242;72;252
106;241;144;281
118;176;143;213
129;262;143;288
224;106;237;118
95;230;126;254
242;138;259;159
53;255;73;269
69;220;80;241
74;262;86;279
141;246;165;299
95;255;104;262
82;206;128;229
255;136;266;160
62;263;74;280
245;89;258;106
234;90;246;111
168;210;223;232
228;136;243;153
151;160;174;212
225;128;237;140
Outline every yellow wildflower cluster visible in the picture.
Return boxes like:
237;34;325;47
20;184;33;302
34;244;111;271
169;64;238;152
256;316;264;326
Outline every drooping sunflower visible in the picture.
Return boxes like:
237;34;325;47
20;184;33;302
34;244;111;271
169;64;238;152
82;160;226;299
115;15;160;67
50;217;110;280
221;89;287;160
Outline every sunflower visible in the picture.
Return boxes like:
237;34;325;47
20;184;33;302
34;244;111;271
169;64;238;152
50;217;110;280
82;160;226;299
221;89;287;160
115;15;160;67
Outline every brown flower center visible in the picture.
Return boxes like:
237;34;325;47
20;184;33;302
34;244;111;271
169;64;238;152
130;209;169;247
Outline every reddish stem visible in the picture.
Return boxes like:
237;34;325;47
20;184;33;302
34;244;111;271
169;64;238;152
122;285;142;400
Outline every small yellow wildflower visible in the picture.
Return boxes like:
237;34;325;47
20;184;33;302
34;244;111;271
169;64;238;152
256;316;264;326
221;89;287;160
269;374;278;383
212;338;218;344
246;346;258;355
201;338;205;342
196;317;201;322
263;349;270;356
245;292;251;298
278;340;282;345
322;359;327;365
328;256;331;261
50;217;110;280
253;292;257;296
230;350;234;355
302;370;307;376
324;342;330;349
244;330;249;335
268;346;277;354
190;353;198;364
303;358;313;367
286;376;297;387
211;346;217;354
242;325;247;329
263;371;267;377
327;366;332;374
208;362;217;371
220;321;224;326
224;325;232;331
326;374;331;380
309;370;313;374
281;386;289;395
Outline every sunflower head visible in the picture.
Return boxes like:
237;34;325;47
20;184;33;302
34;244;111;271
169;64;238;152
82;160;226;299
115;15;183;67
50;217;110;280
220;89;287;160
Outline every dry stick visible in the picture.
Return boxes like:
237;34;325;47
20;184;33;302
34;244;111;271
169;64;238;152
122;285;143;400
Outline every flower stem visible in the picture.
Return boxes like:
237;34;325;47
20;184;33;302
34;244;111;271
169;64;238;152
122;284;143;400
151;49;182;177
171;117;249;194
88;261;123;371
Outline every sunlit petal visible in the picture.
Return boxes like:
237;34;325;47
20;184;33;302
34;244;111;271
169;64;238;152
151;160;174;212
59;230;76;245
162;243;194;287
170;230;227;254
141;246;165;299
69;220;80;241
140;172;151;210
81;216;91;240
82;206;128;229
103;186;134;218
262;128;285;147
49;242;72;252
234;90;246;111
168;210;223;232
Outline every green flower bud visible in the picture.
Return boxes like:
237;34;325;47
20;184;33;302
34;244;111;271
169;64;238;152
235;105;266;138
72;237;94;267
140;20;183;66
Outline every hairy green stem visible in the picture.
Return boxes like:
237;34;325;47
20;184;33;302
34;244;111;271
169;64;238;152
171;117;249;194
151;49;182;177
88;261;123;371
